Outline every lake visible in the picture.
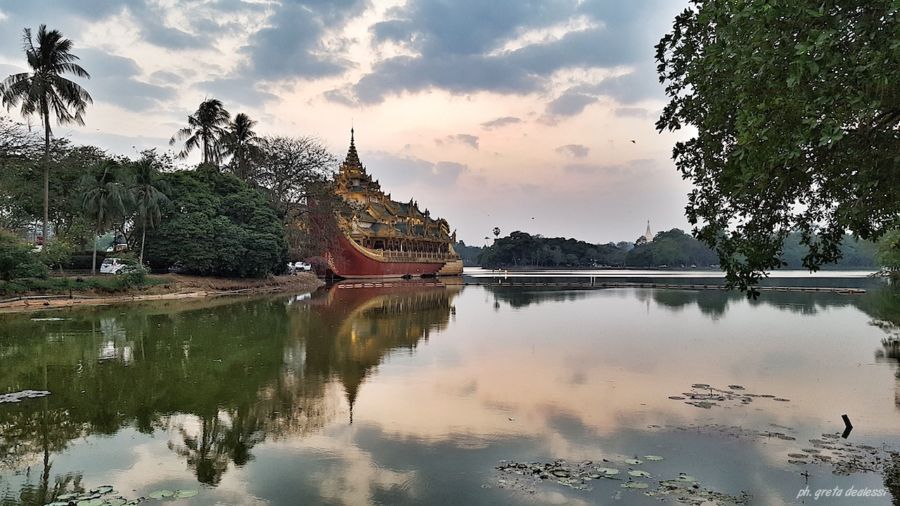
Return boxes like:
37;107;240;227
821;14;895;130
1;272;898;505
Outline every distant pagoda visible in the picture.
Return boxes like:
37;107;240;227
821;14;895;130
324;129;463;278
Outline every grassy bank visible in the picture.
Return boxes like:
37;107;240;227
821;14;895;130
0;272;324;311
0;272;161;296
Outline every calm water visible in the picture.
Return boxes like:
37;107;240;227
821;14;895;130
1;275;898;505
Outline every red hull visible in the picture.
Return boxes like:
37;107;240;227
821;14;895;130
326;236;445;279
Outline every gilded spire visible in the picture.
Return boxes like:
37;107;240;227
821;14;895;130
342;127;363;172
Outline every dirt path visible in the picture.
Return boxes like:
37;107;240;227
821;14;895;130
0;273;324;313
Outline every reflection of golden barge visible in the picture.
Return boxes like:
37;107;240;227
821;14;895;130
324;130;463;279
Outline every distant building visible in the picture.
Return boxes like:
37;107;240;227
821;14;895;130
635;220;654;245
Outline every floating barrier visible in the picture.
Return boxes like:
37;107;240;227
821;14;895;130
459;281;866;294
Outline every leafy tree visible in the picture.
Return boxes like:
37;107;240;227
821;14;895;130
39;238;74;274
80;162;129;274
222;113;260;181
251;136;337;259
170;98;230;166
876;229;900;273
252;136;335;216
0;230;46;280
0;25;92;245
656;1;899;293
130;156;169;265
143;166;287;277
625;229;719;267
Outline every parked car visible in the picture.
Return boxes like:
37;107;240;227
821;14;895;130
287;261;312;274
100;258;139;274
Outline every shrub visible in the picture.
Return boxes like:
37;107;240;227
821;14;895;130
0;230;47;280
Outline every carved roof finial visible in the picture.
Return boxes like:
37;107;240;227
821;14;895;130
342;127;363;173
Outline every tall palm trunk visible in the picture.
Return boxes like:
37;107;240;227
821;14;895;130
42;108;50;245
140;215;147;265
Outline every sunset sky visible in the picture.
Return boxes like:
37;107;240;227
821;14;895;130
0;0;694;245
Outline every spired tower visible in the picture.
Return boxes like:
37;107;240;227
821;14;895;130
642;220;653;243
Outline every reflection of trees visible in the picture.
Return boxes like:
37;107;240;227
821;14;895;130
0;281;459;496
487;287;591;309
884;452;900;505
650;289;730;319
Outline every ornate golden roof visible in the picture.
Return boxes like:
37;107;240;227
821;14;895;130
335;129;456;243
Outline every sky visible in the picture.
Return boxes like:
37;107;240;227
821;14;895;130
0;0;694;246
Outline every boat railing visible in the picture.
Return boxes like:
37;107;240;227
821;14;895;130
378;249;457;262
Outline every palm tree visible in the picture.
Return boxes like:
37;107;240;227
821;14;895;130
0;25;92;246
170;98;230;166
81;162;128;274
222;112;260;181
131;158;169;265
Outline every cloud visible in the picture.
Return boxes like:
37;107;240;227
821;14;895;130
555;144;589;158
437;134;479;149
364;151;468;188
198;77;278;108
349;0;675;104
614;107;658;119
545;92;597;118
481;116;521;129
239;0;367;80
149;70;184;85
323;87;358;106
75;48;175;111
563;158;657;176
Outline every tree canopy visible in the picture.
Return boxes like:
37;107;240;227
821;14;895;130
143;165;288;277
656;1;899;292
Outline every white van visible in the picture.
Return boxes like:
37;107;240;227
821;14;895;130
100;258;131;274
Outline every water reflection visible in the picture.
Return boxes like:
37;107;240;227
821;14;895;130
0;280;898;505
0;281;460;504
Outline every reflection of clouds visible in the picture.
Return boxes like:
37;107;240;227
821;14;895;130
352;285;900;458
103;425;265;505
312;432;416;505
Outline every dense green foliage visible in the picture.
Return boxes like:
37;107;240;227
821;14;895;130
453;241;484;266
143;165;288;277
876;229;900;272
477;230;880;270
780;233;878;269
0;230;46;281
656;1;900;291
626;229;719;268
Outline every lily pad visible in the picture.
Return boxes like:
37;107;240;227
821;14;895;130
57;493;78;500
174;490;198;499
77;499;104;506
676;474;699;483
597;467;620;476
624;458;643;465
105;499;127;506
644;455;664;461
628;470;651;478
148;489;174;500
621;481;649;489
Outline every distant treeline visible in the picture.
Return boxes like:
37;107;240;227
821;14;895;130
458;230;880;270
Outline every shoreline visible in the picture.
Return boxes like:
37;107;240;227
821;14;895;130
0;273;324;313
